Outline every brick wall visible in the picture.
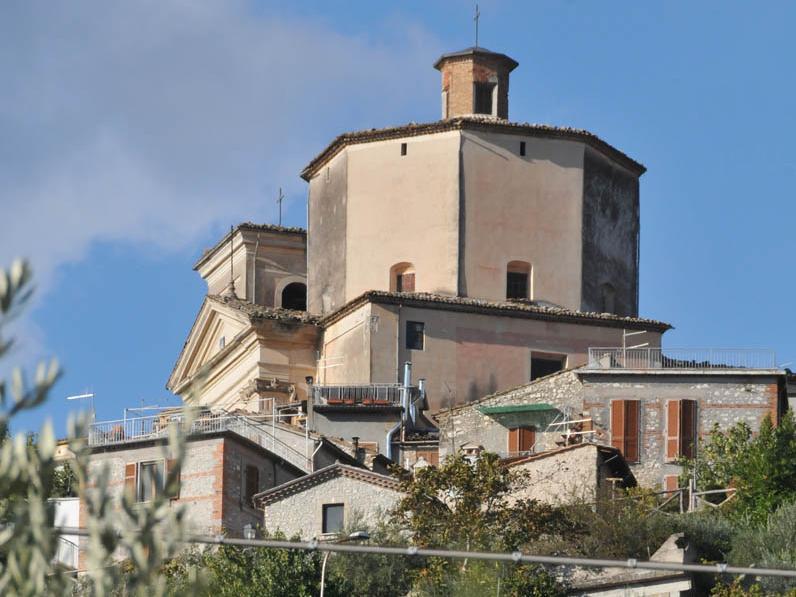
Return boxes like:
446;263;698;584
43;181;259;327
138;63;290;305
439;55;511;119
264;475;402;539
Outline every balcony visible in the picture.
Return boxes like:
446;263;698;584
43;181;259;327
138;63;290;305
586;348;778;371
88;411;311;471
311;384;420;407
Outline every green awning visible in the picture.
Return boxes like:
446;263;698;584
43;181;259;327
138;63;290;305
476;402;561;428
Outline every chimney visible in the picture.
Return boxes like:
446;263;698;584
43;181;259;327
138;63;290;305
434;47;518;120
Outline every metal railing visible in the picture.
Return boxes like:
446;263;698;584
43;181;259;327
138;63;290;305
586;348;777;371
311;384;418;406
53;536;78;569
88;413;311;472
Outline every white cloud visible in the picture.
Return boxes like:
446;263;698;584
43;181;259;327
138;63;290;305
0;0;441;364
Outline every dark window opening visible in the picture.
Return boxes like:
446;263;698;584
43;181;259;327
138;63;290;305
322;503;344;534
506;271;529;299
530;355;564;381
520;141;526;156
474;82;495;115
396;272;415;292
281;282;307;311
244;465;259;507
406;321;425;351
137;461;164;503
400;143;407;156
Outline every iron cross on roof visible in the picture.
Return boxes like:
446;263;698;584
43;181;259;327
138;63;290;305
474;4;480;48
276;187;284;226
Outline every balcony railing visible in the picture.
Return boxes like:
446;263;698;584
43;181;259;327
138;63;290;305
88;412;311;471
311;384;418;406
586;348;777;371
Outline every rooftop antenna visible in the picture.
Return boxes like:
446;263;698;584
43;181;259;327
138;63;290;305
223;225;237;298
276;187;285;227
66;392;95;423
473;4;480;48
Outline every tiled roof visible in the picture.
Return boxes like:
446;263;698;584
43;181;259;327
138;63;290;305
254;463;402;507
433;47;519;70
208;295;319;324
301;116;645;180
320;291;671;332
193;222;306;270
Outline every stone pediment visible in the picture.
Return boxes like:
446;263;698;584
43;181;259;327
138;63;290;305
167;297;251;393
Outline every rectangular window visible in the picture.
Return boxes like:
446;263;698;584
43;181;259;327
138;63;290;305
506;272;529;299
244;465;260;507
474;82;495;115
666;400;698;461
520;141;526;156
400;142;407;156
530;354;565;381
508;427;536;455
137;460;165;502
611;400;640;463
406;321;425;350
322;503;344;534
396;272;415;292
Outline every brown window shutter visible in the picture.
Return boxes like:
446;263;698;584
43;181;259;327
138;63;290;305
664;474;680;492
166;459;180;500
518;427;536;453
402;273;415;292
666;401;681;461
508;428;519;454
680;400;697;460
610;401;626;453
624;401;640;463
124;463;137;497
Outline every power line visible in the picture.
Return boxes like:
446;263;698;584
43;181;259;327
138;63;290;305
55;527;796;580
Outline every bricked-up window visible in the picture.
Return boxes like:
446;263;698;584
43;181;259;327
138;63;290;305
520;141;526;157
396;272;415;292
137;460;165;502
610;400;640;463
406;321;425;350
474;82;495;115
530;354;565;381
322;503;344;534
244;465;260;507
666;400;698;461
400;142;407;156
508;426;536;455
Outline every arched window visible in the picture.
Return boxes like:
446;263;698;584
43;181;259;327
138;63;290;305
390;262;415;293
600;283;615;313
281;282;307;311
506;261;531;300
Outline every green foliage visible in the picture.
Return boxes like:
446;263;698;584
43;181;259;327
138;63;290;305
0;259;199;597
50;461;78;498
681;413;796;524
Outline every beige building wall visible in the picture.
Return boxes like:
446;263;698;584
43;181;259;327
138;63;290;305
460;131;585;309
344;132;461;300
320;302;663;411
508;445;602;506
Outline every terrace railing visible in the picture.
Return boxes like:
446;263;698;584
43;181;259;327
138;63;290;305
88;412;311;471
586;348;777;371
311;383;418;406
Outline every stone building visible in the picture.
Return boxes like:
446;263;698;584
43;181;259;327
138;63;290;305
254;463;403;539
437;356;790;488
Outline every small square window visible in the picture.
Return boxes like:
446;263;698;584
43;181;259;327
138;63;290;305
322;503;344;534
406;321;425;351
506;272;529;299
530;355;565;381
400;143;407;156
520;141;526;157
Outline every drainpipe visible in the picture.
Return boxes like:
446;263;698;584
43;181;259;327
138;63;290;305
385;421;401;462
401;362;412;443
412;378;426;424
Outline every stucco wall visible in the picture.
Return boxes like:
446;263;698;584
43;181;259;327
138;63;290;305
318;302;373;385
263;475;402;539
344;132;461;302
509;445;601;506
460;131;585;310
308;151;348;314
581;148;640;316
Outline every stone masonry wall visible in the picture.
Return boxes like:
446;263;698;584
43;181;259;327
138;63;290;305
436;369;585;459
509;445;600;506
264;475;402;539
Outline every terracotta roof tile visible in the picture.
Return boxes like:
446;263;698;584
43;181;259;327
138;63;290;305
208;295;319;324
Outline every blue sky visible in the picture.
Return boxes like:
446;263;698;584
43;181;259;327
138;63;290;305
2;1;794;435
